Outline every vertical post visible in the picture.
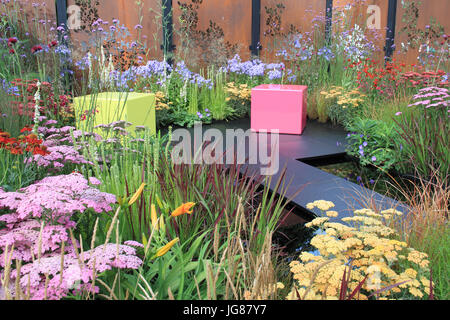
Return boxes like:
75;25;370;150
55;0;72;89
162;0;175;64
250;0;261;56
384;0;398;61
325;0;333;45
55;0;68;32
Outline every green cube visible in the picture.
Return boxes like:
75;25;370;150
73;92;156;135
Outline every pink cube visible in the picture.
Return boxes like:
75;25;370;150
251;84;307;135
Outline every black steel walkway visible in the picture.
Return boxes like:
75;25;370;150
177;118;408;223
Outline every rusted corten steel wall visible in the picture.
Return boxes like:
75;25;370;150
43;0;450;66
395;0;450;65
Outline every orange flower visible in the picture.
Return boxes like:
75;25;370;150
171;202;195;217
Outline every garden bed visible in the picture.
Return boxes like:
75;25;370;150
1;0;448;302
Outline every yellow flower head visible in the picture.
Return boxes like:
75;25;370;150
154;238;179;258
171;202;196;217
128;183;146;205
151;204;159;230
326;211;339;218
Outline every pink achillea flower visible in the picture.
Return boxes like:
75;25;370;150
26;145;93;170
7;244;142;300
28;120;102;172
88;177;102;185
0;173;141;300
0;173;116;226
0;221;68;266
409;87;449;110
124;240;144;248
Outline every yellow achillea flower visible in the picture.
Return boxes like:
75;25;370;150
154;238;179;258
321;86;364;110
409;287;424;298
286;201;432;300
154;91;172;111
306;200;335;212
326;211;339;218
171;202;195;217
381;208;403;216
305;217;329;228
128;183;146;205
404;268;418;278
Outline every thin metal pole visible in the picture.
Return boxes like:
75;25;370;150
55;0;72;90
55;0;68;30
161;0;175;64
325;0;333;45
385;0;398;61
250;0;262;56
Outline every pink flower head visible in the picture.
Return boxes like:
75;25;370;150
88;177;102;185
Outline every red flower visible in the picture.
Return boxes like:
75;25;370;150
32;146;49;156
9;148;23;155
31;45;43;53
48;40;58;48
9;49;15;54
8;37;18;44
20;126;33;133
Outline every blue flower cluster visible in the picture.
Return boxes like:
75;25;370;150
53;44;74;76
174;61;213;89
107;59;212;91
75;53;94;71
317;46;335;61
197;108;211;119
0;79;19;96
225;54;285;79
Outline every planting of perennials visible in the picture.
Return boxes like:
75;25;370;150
0;0;449;303
287;201;433;300
0;173;142;300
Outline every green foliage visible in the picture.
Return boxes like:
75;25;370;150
0;150;40;191
394;108;450;179
346;118;400;172
201;69;233;120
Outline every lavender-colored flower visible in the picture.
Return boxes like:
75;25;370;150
317;46;335;61
124;240;144;248
0;173;116;226
88;177;102;185
267;69;283;80
134;126;147;132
